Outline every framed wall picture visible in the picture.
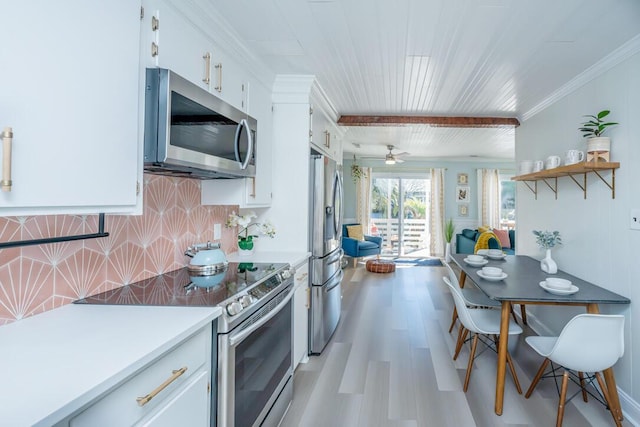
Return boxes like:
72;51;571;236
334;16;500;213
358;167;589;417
456;186;470;203
458;204;469;217
457;173;468;184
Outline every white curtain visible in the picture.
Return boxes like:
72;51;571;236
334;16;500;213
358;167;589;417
430;168;445;256
355;167;372;233
476;169;500;228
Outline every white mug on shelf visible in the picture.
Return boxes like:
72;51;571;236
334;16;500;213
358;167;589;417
545;155;561;169
565;150;585;165
519;160;534;175
532;160;544;172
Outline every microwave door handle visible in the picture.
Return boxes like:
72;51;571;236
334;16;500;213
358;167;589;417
234;119;253;170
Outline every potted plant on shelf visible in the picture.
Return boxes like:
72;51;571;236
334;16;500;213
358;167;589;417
444;218;455;262
579;109;618;163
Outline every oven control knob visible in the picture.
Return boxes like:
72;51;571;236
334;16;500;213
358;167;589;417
226;301;243;316
238;295;254;307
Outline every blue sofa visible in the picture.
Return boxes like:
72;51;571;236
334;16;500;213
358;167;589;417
342;224;383;267
455;229;515;255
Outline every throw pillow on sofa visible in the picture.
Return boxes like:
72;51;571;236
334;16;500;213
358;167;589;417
492;228;511;248
461;229;477;240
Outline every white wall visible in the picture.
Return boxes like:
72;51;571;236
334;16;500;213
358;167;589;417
516;51;640;408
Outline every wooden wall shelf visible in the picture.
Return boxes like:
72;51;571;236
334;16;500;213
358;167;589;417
511;162;620;199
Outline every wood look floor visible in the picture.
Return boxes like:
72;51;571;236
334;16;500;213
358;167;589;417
280;263;617;427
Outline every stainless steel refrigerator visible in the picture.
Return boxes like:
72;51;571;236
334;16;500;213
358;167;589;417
309;153;344;354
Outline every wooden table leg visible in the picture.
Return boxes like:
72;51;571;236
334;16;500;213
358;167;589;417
459;271;467;288
587;303;624;421
495;301;511;415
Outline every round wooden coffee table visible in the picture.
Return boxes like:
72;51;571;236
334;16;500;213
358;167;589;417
365;258;396;273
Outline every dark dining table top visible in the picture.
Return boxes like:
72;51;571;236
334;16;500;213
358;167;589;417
451;253;630;305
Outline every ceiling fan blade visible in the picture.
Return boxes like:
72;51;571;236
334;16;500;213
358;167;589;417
394;151;410;157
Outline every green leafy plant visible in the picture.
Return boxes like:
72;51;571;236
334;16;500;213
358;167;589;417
444;218;455;243
579;110;618;138
532;230;561;249
351;156;367;183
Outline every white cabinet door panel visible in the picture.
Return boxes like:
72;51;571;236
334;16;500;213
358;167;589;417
136;370;210;427
0;1;140;215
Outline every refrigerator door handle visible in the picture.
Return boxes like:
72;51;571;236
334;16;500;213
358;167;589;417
326;248;343;265
324;269;344;293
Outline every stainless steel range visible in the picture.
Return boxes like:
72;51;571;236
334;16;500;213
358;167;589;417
77;261;296;427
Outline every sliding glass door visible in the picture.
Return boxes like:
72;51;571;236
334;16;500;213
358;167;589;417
370;174;430;257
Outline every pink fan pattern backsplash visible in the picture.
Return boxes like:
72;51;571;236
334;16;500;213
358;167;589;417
0;174;238;325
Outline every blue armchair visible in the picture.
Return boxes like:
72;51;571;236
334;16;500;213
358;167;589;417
342;223;383;267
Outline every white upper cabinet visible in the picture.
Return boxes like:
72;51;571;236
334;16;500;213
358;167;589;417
310;90;344;163
142;0;248;112
0;1;141;215
143;0;273;207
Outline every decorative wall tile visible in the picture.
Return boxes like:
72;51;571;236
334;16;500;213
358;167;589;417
0;257;55;321
0;174;238;325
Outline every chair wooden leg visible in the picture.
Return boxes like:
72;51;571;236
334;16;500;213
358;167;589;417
463;334;479;392
510;306;518;324
525;358;550;398
454;327;468;360
520;304;528;325
595;372;622;427
353;257;357;268
448;307;458;333
556;371;570;427
506;351;522;394
578;372;588;402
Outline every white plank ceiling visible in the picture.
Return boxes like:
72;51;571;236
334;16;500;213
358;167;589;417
210;0;640;162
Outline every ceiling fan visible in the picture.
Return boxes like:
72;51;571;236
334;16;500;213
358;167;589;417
363;145;410;164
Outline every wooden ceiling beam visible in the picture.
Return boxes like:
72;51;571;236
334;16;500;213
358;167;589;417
337;115;520;128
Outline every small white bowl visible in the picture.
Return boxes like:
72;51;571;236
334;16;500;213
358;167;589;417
482;266;503;277
487;249;503;257
467;254;484;263
546;278;572;290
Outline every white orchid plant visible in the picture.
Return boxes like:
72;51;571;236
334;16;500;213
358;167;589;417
226;211;276;240
532;230;562;249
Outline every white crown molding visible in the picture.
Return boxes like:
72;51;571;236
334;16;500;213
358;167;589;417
272;75;316;103
522;34;640;122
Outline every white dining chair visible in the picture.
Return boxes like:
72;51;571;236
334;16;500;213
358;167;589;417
443;262;501;336
442;276;523;393
524;314;624;427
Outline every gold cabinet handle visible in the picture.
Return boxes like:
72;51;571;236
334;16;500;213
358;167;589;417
214;63;222;92
249;177;256;198
305;287;310;309
2;127;13;192
136;366;188;406
203;52;211;84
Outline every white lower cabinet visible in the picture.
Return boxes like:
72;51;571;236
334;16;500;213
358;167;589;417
69;324;212;427
136;370;210;427
293;262;310;369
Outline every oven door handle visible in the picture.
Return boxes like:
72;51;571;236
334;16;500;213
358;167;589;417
229;288;294;347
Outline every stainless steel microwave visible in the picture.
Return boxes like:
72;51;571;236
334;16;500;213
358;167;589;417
143;68;257;179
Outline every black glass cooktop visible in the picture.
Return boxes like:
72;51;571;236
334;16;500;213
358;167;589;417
75;262;288;307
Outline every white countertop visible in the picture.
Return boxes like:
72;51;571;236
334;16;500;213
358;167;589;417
226;251;310;268
0;303;221;426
